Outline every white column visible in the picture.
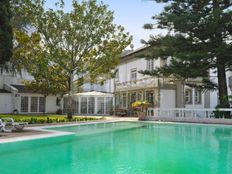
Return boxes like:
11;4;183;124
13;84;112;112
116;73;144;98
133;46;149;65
87;97;89;114
104;97;106;115
28;96;31;113
78;97;81;114
95;97;98;114
37;96;39;113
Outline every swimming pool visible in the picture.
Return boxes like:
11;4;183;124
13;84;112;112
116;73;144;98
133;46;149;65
0;121;232;174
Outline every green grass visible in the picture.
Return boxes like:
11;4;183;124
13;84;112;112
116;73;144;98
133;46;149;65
0;114;104;124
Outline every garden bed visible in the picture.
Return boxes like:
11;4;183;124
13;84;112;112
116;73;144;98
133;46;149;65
0;114;104;124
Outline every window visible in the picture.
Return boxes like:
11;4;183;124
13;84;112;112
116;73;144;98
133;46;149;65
194;89;202;104
131;93;136;103
130;69;137;81
105;97;113;114
115;94;120;108
88;97;95;114
73;99;79;114
97;97;104;114
21;96;28;112
31;97;38;112
185;89;192;104
39;97;45;113
122;93;127;108
146;92;154;105
81;97;87;114
137;92;142;101
147;59;154;71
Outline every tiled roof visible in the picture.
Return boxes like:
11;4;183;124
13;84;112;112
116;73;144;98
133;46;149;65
11;84;38;93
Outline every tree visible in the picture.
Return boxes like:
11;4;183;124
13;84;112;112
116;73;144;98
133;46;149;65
142;0;232;108
0;0;13;71
17;0;131;119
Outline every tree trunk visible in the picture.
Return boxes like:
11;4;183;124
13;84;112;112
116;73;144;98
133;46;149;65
43;95;47;115
67;73;74;120
217;58;229;108
213;0;229;109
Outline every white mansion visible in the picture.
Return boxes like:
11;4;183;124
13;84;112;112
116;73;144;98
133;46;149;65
0;47;232;114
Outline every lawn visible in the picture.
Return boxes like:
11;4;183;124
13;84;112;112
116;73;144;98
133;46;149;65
0;114;104;124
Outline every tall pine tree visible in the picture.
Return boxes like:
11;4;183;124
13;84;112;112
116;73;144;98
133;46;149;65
142;0;232;108
0;0;13;70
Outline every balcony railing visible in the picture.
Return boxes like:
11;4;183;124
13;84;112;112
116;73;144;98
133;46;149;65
147;108;232;119
115;77;159;91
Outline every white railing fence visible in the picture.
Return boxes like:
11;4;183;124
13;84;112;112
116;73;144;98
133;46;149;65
147;108;232;119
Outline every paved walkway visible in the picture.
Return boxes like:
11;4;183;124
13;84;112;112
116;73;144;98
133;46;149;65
0;117;138;143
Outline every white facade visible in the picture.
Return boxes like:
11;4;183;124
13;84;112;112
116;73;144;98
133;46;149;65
0;71;58;114
113;47;219;111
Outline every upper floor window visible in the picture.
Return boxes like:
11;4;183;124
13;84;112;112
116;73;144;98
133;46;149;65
185;89;192;104
147;59;154;71
194;89;202;104
130;68;137;81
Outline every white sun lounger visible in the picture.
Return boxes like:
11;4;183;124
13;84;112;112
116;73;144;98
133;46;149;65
0;119;14;132
0;118;28;132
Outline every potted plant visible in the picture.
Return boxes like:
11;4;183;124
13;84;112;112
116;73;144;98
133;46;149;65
131;101;152;121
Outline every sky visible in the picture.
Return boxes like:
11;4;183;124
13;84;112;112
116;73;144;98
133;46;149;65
45;0;165;49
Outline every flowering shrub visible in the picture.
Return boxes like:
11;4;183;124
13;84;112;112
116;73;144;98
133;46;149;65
131;101;152;111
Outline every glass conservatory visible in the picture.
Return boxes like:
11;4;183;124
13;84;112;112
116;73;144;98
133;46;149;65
63;91;114;115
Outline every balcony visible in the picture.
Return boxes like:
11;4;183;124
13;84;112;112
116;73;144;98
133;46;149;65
115;77;159;91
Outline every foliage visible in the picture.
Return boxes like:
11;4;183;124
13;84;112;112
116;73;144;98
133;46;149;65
142;0;232;108
0;0;13;71
15;0;131;119
0;115;103;124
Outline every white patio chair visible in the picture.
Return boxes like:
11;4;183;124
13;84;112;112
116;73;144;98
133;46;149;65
1;118;28;132
0;119;14;132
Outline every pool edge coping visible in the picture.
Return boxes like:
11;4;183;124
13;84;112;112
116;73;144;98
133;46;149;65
0;119;123;144
1;119;232;144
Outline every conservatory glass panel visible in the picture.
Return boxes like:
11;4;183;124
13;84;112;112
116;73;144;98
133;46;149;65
97;97;104;114
73;97;79;114
88;97;95;114
105;97;113;115
31;97;38;112
81;97;87;114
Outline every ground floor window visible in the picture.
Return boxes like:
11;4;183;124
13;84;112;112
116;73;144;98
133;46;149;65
105;97;113;114
73;99;79;113
63;95;113;115
39;97;46;112
131;93;136;103
194;89;202;104
31;97;38;112
97;97;104;114
115;94;120;108
146;92;154;105
137;92;143;101
122;93;127;108
185;89;192;104
81;97;87;114
21;96;45;113
21;96;28;112
88;97;95;114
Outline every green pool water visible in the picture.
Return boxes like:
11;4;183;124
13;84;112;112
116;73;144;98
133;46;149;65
0;122;232;174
